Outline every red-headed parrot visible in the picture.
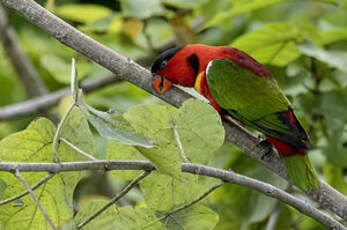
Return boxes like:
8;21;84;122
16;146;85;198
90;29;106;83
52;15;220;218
151;44;319;191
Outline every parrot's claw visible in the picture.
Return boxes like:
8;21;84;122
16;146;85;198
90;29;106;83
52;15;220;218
226;167;234;172
222;168;234;182
257;139;273;160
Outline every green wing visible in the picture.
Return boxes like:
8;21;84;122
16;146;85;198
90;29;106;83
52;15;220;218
206;58;298;144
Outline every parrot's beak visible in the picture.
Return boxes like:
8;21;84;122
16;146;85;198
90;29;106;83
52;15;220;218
152;73;173;94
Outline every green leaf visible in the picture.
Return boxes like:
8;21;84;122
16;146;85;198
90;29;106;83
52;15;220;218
144;19;174;47
114;206;162;229
159;205;219;230
297;24;324;47
0;119;73;229
205;0;285;29
323;162;347;194
319;90;347;125
107;141;147;180
0;49;26;106
229;0;285;16
175;99;224;164
56;4;113;23
232;23;302;66
325;126;347;168
40;54;90;84
298;43;347;72
74;200;118;230
0;118;55;162
80;101;154;148
0;174;74;230
120;0;166;19
0;111;94;229
79;15;120;33
140;172;200;211
198;0;231;21
161;0;207;9
59;106;96;161
0;180;6;200
123;99;224;175
213;151;287;229
320;28;347;44
0;118;56;204
124;104;182;176
117;99;223;210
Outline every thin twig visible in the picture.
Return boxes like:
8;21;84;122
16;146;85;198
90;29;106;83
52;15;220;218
60;138;97;161
14;169;57;230
0;173;55;205
0;75;121;121
0;161;345;230
52;102;75;162
143;19;155;52
0;4;47;98
173;124;189;163
265;205;282;230
77;170;151;229
1;0;347;221
143;183;223;229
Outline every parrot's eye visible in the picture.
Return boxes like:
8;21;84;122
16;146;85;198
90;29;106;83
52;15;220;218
160;60;168;69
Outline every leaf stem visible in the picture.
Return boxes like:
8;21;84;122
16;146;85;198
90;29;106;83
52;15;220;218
142;183;223;229
14;169;57;230
77;170;151;229
60;137;97;161
265;204;282;230
173;124;189;163
0;173;55;206
52;102;75;162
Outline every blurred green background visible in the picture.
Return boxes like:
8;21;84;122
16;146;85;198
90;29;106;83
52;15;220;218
0;0;346;229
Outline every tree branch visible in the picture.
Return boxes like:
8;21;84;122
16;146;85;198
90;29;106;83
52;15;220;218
173;123;189;163
0;172;55;205
0;3;48;98
0;161;345;230
14;169;57;230
265;204;282;230
143;182;223;229
77;170;151;229
60;138;97;161
1;0;346;220
0;75;120;120
52;102;75;162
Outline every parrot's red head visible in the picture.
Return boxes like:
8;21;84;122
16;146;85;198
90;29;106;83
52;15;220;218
151;45;228;94
151;46;198;93
151;44;272;94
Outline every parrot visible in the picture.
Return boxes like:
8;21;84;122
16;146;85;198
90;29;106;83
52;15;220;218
151;44;320;191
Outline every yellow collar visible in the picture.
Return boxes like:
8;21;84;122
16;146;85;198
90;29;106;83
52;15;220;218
194;71;205;93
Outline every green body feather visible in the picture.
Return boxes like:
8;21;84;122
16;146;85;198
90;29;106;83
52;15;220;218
206;58;320;191
281;155;320;191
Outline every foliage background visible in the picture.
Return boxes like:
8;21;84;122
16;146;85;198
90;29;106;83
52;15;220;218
0;0;346;229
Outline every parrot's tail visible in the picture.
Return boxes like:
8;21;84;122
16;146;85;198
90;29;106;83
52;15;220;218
281;154;320;191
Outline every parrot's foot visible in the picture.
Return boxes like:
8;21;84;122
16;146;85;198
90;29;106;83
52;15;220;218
222;168;234;182
226;167;234;172
257;139;273;160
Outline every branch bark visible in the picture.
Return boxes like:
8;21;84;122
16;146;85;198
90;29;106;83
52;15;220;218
0;173;55;205
0;75;120;120
1;0;346;221
14;169;57;230
77;171;151;229
0;3;48;98
143;182;224;229
0;161;345;230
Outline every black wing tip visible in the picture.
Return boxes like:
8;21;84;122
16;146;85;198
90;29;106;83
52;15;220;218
278;109;312;150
